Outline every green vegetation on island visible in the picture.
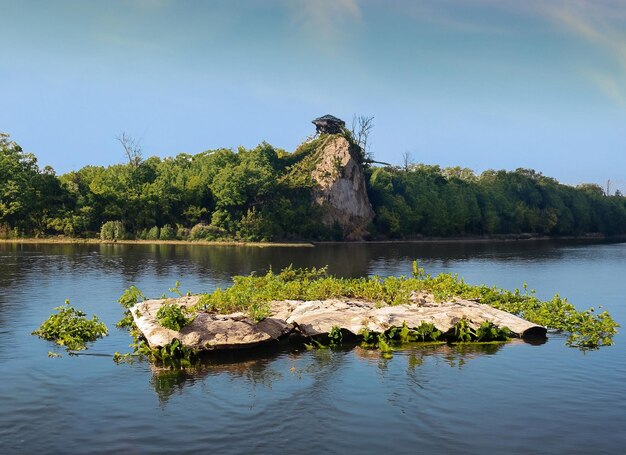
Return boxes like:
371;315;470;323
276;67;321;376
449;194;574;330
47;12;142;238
33;264;617;367
191;264;617;350
2;131;626;241
109;264;617;368
32;299;108;352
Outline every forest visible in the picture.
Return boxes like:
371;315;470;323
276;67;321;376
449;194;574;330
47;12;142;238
2;132;625;241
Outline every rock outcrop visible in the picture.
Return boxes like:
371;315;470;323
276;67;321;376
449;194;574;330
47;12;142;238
131;295;546;352
310;135;374;239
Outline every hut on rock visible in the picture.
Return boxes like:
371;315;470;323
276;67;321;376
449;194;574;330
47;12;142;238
312;115;346;134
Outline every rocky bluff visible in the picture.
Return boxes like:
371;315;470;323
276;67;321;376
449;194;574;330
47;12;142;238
289;115;373;239
309;134;374;239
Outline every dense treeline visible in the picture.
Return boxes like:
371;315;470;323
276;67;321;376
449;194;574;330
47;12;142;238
367;165;626;238
1;132;625;241
0;133;334;241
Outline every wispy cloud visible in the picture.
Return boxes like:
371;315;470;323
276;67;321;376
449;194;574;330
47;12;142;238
285;0;363;49
584;69;626;107
526;0;626;107
390;0;626;107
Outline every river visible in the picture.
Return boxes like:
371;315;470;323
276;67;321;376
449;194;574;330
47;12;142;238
1;240;624;454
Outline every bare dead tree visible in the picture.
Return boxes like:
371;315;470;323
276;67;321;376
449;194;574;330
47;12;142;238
116;132;143;168
401;151;414;171
351;115;374;162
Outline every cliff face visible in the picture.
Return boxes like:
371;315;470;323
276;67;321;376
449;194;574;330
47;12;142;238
310;135;374;239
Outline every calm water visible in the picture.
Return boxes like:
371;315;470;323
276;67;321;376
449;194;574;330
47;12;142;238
1;240;625;454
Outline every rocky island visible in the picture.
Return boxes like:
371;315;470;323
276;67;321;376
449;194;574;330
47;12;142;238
115;262;617;363
130;293;547;353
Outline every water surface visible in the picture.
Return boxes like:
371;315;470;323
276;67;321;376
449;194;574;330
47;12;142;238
1;240;624;454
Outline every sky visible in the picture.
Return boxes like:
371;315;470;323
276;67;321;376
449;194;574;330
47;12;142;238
1;0;626;191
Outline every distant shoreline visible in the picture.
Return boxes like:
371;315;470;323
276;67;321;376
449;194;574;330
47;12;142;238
0;238;315;247
1;233;624;247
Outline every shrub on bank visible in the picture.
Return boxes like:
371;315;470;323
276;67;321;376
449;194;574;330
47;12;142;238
176;226;190;240
159;225;175;240
100;221;126;240
146;226;160;240
189;223;227;241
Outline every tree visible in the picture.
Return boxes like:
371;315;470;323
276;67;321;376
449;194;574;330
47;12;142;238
0;133;40;227
576;183;605;198
401;151;414;171
351;115;374;162
116;132;143;168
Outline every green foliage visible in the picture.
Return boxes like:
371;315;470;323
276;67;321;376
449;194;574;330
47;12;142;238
385;321;442;343
3;131;626;240
168;280;183;297
474;284;618;349
367;164;626;238
447;319;511;343
33;299;108;351
189;223;227;241
328;326;343;347
474;321;512;342
176;226;190;240
194;266;617;349
100;220;126;240
194;266;329;322
159;224;175;240
145;226;160;240
146;338;198;369
412;260;426;278
377;334;394;359
452;319;474;342
118;285;145;308
116;285;145;328
156;302;195;331
358;328;378;347
413;321;442;342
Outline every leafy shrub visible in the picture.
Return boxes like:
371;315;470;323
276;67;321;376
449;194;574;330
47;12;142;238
117;285;145;328
156;302;195;331
237;208;276;241
159;224;175;240
145;338;197;369
189;223;227;241
146;226;160;240
100;221;125;240
33;300;108;351
189;223;210;240
176;226;190;240
0;223;10;239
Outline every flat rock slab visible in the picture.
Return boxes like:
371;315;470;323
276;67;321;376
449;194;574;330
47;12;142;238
131;296;546;351
131;296;293;350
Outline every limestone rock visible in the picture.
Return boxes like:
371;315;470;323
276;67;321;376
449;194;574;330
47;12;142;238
310;135;374;239
131;296;293;350
131;295;546;352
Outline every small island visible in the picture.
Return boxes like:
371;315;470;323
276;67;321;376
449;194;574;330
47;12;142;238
131;294;546;352
109;265;617;366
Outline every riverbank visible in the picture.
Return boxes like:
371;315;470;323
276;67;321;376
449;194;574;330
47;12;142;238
315;232;626;245
2;232;624;247
0;238;315;247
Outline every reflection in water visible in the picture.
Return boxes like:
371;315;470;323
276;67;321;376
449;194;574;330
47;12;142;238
148;342;508;404
0;238;610;295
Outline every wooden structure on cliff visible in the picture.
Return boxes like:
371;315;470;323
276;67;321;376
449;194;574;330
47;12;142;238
312;115;346;134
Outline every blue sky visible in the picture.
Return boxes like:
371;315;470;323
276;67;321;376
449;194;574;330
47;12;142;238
2;0;626;190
